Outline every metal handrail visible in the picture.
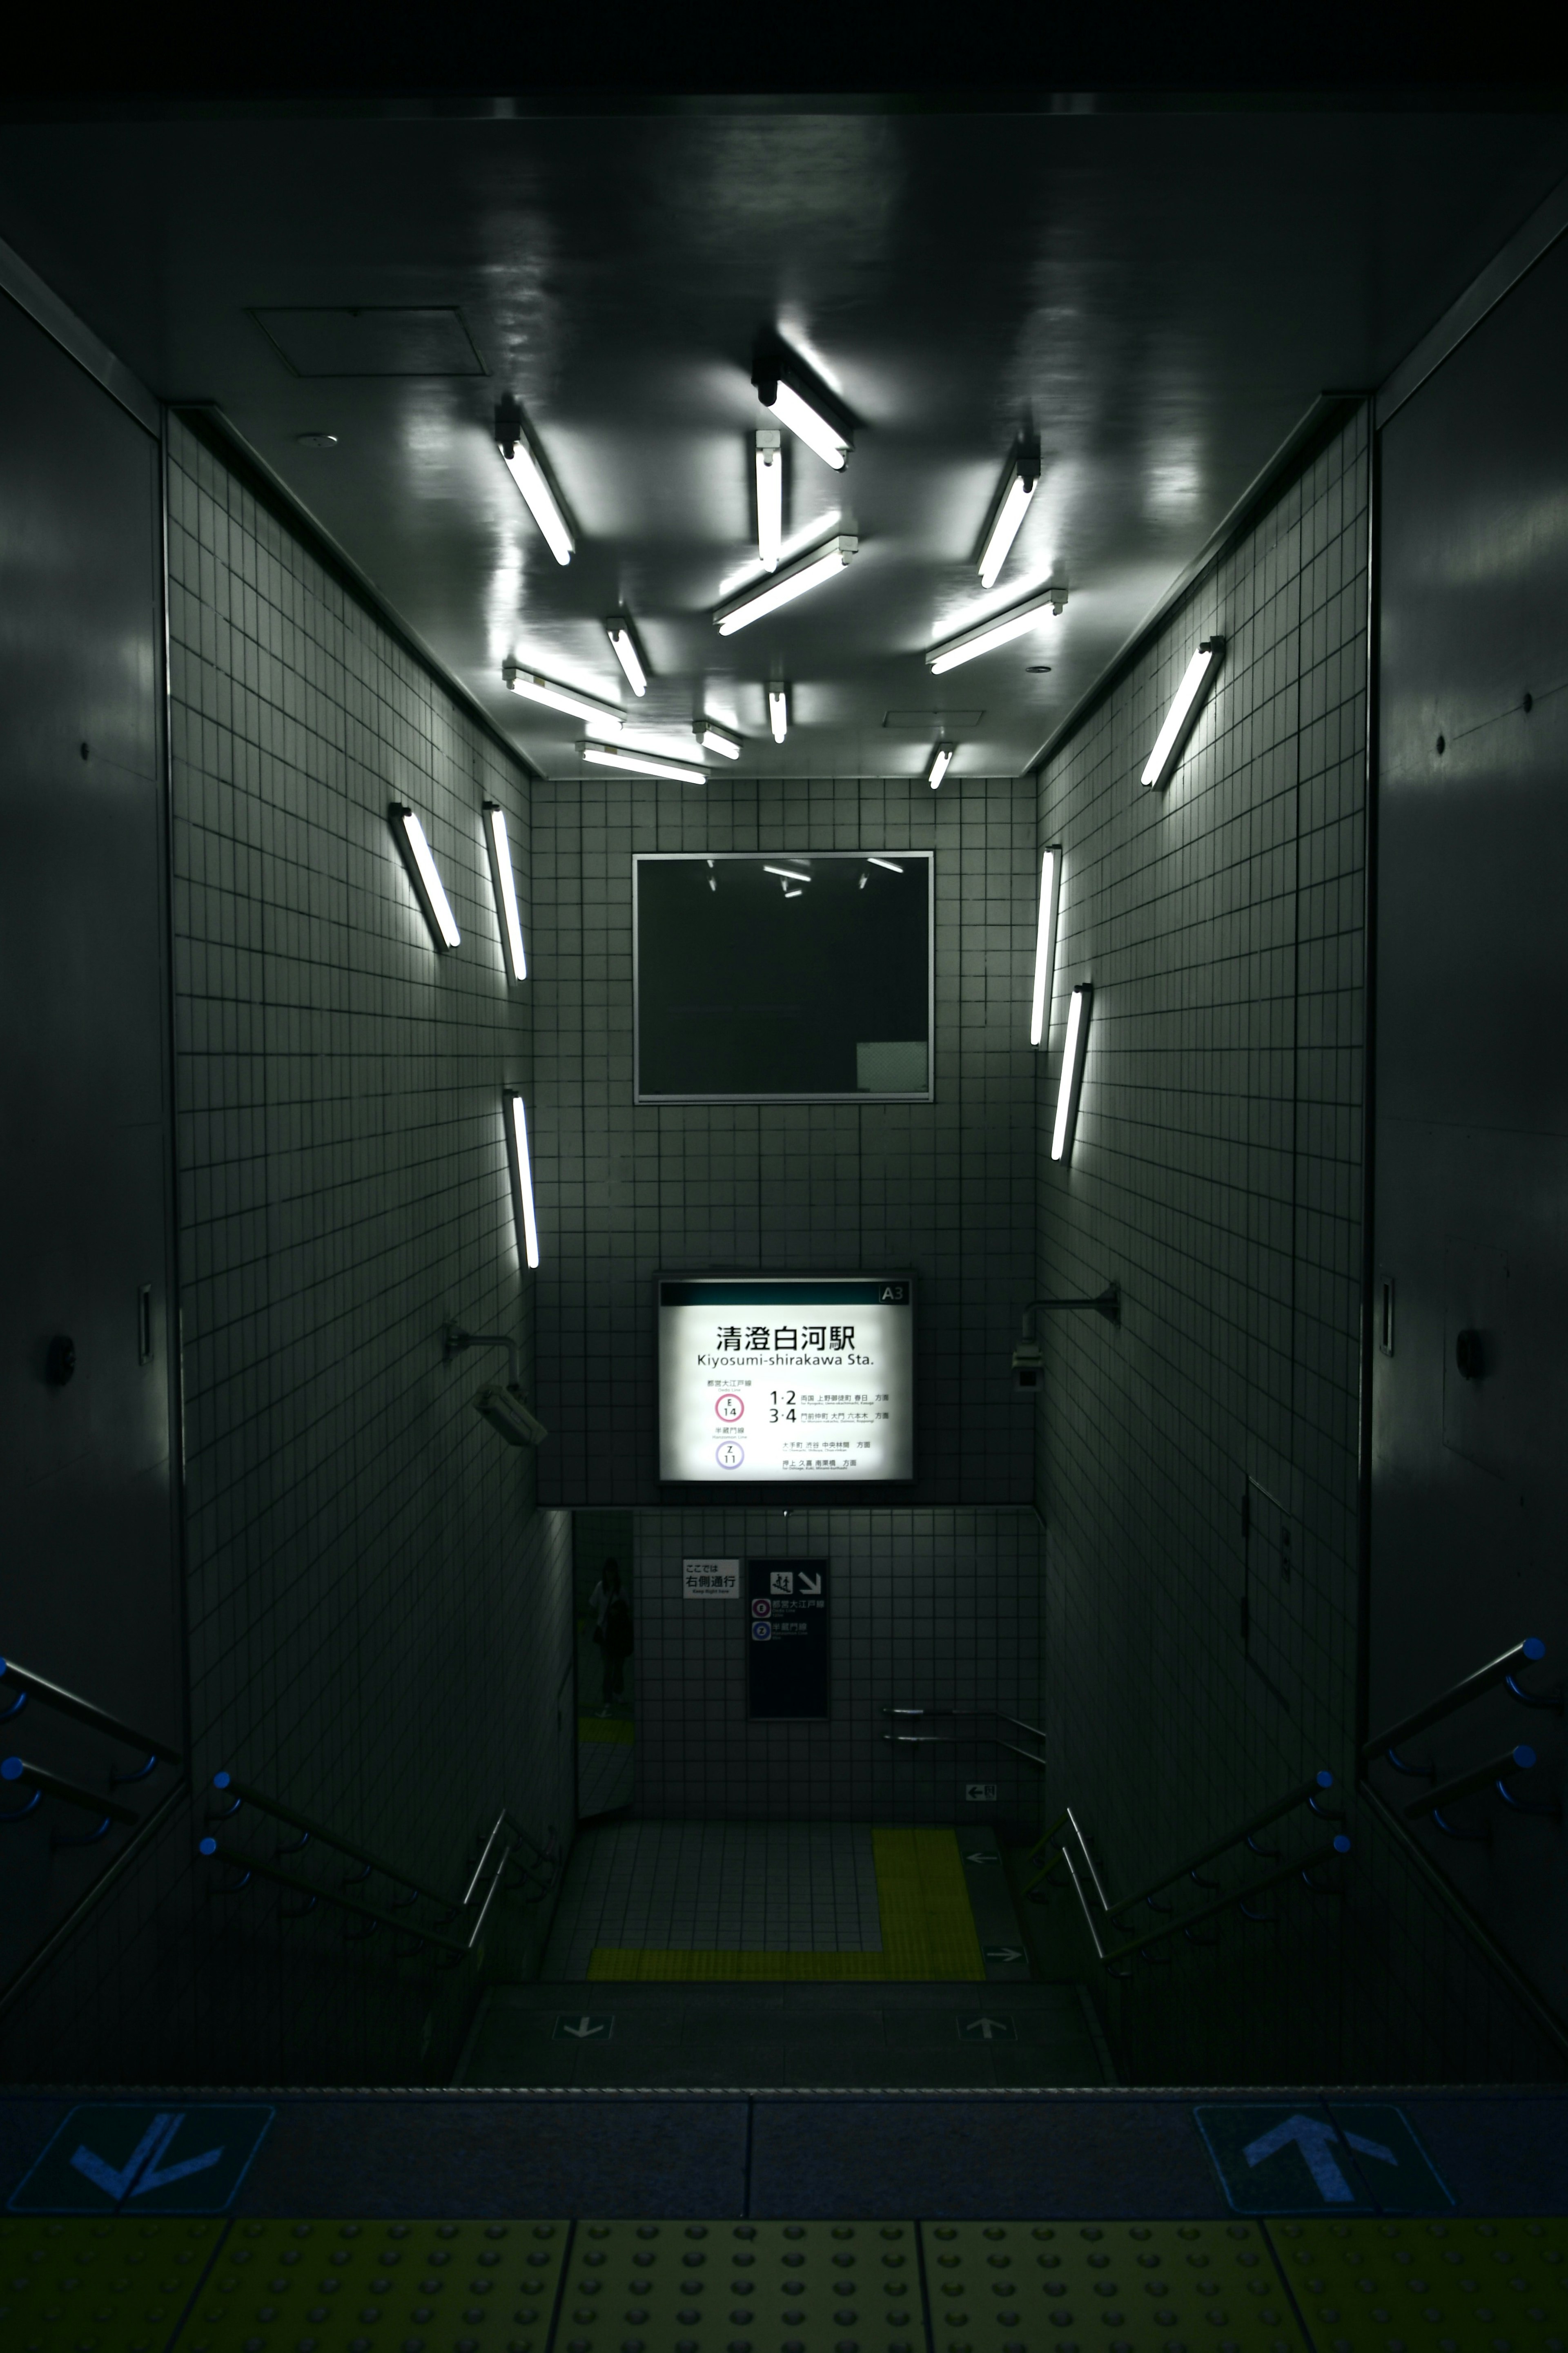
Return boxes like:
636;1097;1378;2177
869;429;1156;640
1404;1744;1538;1821
0;1656;182;1769
199;1830;519;1958
1361;1638;1555;1762
1062;1834;1351;1971
207;1772;461;1907
883;1705;1049;1743
2;1758;142;1827
1031;1770;1340;1914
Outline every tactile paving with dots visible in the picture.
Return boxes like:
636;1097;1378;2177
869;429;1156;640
916;2221;1309;2353
1267;2218;1568;2353
555;2219;923;2353
0;2215;223;2353
172;2218;568;2353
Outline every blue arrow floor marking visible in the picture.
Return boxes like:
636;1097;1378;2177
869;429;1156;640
70;2113;180;2202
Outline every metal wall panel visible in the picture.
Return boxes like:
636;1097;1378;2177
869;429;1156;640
1371;230;1568;2018
0;286;178;1998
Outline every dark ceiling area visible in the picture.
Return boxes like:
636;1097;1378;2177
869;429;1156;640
1;102;1566;780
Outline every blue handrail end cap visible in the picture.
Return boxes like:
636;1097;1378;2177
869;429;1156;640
1515;1745;1537;1769
1316;1769;1334;1787
212;1770;231;1789
0;1658;8;1677
198;1836;218;1856
0;1757;21;1781
1332;1833;1352;1853
1523;1637;1546;1661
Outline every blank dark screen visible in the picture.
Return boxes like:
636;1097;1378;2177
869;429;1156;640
635;854;931;1100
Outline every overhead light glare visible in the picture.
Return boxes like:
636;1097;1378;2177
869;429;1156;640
715;535;859;636
701;723;742;760
606;620;648;696
768;380;850;470
782;885;803;898
503;663;623;738
494;399;574;566
768;685;789;743
1030;844;1062;1048
763;865;811;884
977;448;1040;588
755;429;783;571
580;742;706;786
926;744;954;790
928;585;1067;675
866;856;904;873
503;1090;541;1269
1051;981;1091;1162
1142;637;1225;787
483;802;527;981
390;803;461;950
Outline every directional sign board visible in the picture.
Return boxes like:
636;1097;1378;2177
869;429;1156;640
553;2013;614;2042
9;2103;274;2215
747;1559;829;1719
1195;2102;1453;2214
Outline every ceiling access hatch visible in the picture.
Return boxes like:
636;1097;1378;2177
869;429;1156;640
882;709;984;734
249;307;487;377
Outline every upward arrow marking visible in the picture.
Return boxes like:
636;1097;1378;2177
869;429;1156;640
1242;2114;1356;2202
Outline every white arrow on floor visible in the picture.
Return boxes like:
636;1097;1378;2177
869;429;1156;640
985;1946;1026;1963
965;2017;1010;2040
560;2017;608;2039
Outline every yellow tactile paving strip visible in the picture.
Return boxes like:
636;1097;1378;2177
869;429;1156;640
1270;2217;1568;2353
554;2219;923;2353
174;2217;566;2352
588;1827;987;1981
920;2220;1308;2353
0;2214;222;2353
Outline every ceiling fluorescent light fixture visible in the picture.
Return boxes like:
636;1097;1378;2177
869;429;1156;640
483;801;527;981
977;443;1040;587
605;619;648;696
389;802;461;950
928;584;1067;675
753;342;854;471
755;429;783;570
1029;844;1062;1047
503;1089;540;1269
502;662;623;738
715;535;859;636
866;855;904;873
701;722;742;760
1051;981;1092;1162
494;397;574;566
768;685;789;743
1142;636;1225;787
579;741;706;786
763;865;811;884
926;744;954;790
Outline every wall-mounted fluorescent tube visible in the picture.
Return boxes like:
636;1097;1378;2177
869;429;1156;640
768;685;789;743
768;380;850;470
503;1089;540;1269
389;803;461;950
866;855;904;873
483;801;527;981
1142;636;1225;787
1029;843;1062;1047
756;429;783;570
926;744;954;790
494;399;574;566
503;662;623;738
605;620;648;696
1051;981;1091;1162
977;447;1040;588
927;584;1067;675
715;535;859;635
701;723;742;760
763;864;811;884
579;742;706;786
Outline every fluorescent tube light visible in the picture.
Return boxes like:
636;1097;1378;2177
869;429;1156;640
763;864;811;884
701;723;742;760
768;380;850;470
1029;844;1062;1047
579;742;706;786
926;744;954;790
503;663;622;738
715;535;859;636
605;620;647;696
768;685;789;743
483;802;527;981
927;584;1067;675
1142;636;1225;787
756;429;783;570
389;803;461;950
1051;981;1091;1162
977;447;1040;588
866;856;904;873
782;885;803;898
503;1089;540;1269
494;399;574;567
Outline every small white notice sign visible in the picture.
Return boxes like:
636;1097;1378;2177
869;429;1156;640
683;1557;739;1599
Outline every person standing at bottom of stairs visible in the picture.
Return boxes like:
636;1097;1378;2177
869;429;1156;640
592;1559;634;1715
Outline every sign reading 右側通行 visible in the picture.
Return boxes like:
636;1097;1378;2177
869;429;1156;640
657;1274;915;1483
747;1559;830;1719
683;1558;739;1599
